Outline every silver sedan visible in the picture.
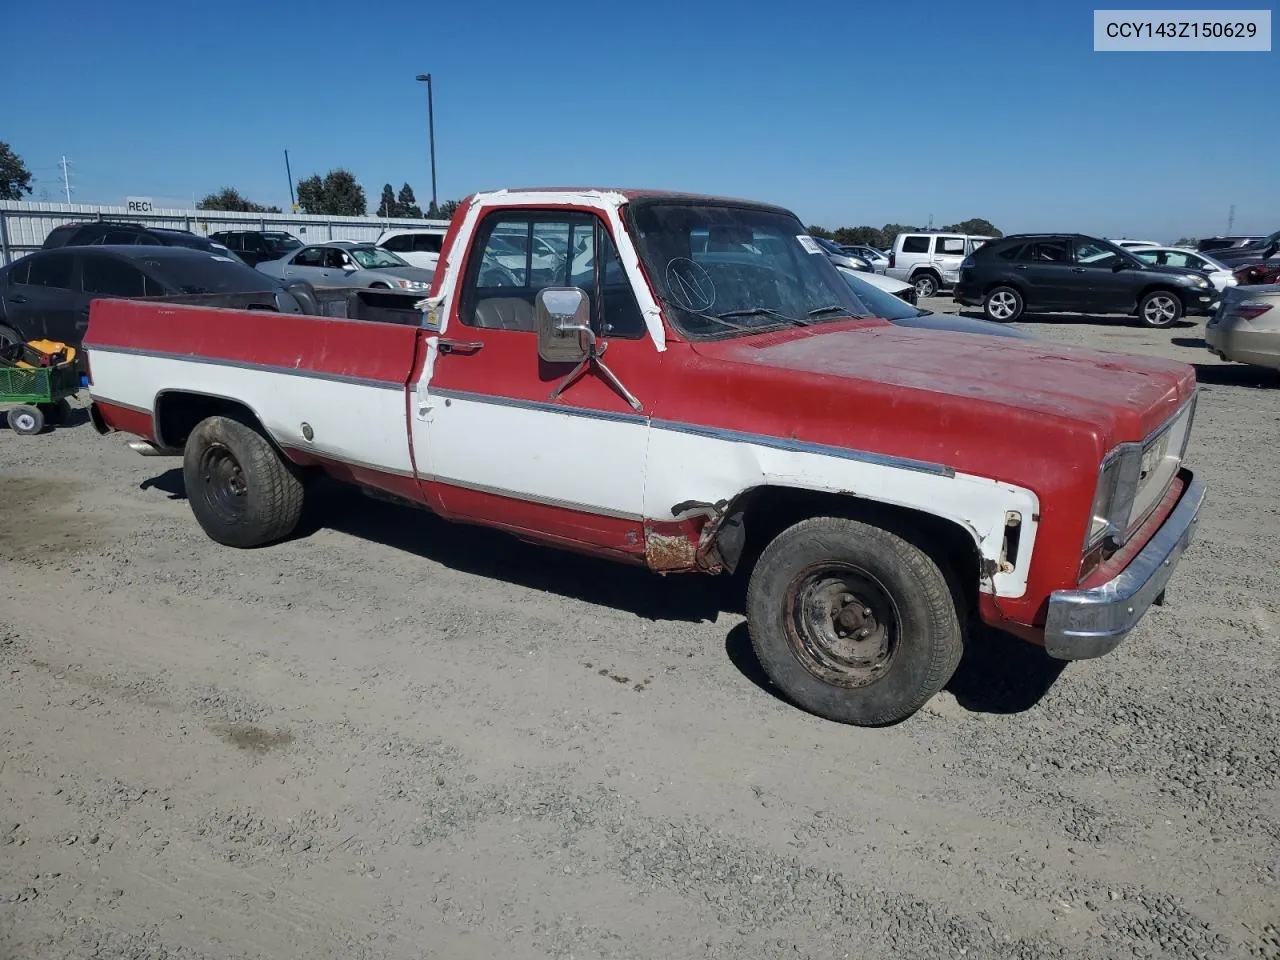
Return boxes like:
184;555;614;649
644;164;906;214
1206;283;1280;371
257;241;435;293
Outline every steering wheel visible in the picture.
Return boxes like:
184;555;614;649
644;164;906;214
478;260;521;287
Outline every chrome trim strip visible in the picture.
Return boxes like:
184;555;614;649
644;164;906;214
430;475;644;521
430;388;955;478
88;394;154;417
1046;470;1204;660
84;344;406;391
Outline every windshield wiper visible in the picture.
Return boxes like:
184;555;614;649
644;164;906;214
717;307;809;327
806;304;865;320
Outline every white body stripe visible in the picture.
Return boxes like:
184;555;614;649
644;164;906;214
89;351;414;476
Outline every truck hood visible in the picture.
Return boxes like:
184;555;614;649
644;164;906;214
691;321;1195;440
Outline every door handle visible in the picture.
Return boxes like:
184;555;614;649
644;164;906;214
437;338;484;354
1071;267;1085;273
1014;265;1028;271
10;294;27;303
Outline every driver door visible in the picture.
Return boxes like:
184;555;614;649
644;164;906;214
1071;238;1138;313
415;208;656;559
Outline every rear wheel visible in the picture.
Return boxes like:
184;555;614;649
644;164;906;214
0;324;22;349
912;273;939;299
182;415;304;548
7;405;45;436
984;286;1024;322
1138;290;1182;328
746;516;963;726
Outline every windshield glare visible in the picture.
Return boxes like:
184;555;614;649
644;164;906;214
627;203;865;338
350;247;407;268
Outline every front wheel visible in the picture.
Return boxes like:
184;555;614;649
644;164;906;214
746;516;963;726
182;415;304;548
1138;290;1183;328
7;405;45;436
984;286;1024;322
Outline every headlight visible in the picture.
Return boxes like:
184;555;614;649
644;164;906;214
396;279;431;290
1087;451;1135;548
1190;275;1209;287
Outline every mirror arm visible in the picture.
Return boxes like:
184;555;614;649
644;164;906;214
546;323;643;411
548;357;591;402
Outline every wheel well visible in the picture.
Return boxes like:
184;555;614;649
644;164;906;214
984;280;1024;297
719;486;982;617
909;267;942;280
154;391;271;450
1136;284;1183;306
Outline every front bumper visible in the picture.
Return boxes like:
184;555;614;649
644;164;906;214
1043;470;1205;660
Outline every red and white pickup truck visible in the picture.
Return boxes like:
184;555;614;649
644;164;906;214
84;188;1206;726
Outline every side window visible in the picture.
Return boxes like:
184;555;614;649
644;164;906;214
1030;240;1071;263
997;243;1026;261
26;254;76;289
901;236;930;254
82;256;148;297
135;233;162;246
294;247;325;267
935;236;966;256
8;259;31;285
413;233;443;253
596;230;646;339
1164;251;1194;269
1072;240;1120;267
102;230;137;245
381;234;411;252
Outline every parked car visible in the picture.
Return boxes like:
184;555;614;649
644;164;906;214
1110;239;1162;249
1205;283;1280;371
84;186;1204;728
0;246;312;349
257;241;435;292
840;244;890;273
41;221;247;264
1196;235;1265;254
1128;246;1237;292
886;231;992;299
835;265;1033;339
1234;262;1280;286
954;233;1220;327
210;230;304;267
845;269;917;304
813;237;872;272
375;228;447;270
1200;230;1279;270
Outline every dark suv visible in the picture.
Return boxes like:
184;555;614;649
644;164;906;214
42;221;242;261
953;233;1219;328
210;230;303;267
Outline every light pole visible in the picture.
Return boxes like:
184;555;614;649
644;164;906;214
415;73;438;215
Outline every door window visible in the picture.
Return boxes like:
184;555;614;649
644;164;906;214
25;253;76;289
413;234;443;253
82;256;150;297
901;236;930;254
935;237;966;256
381;234;412;252
323;248;350;270
1072;240;1122;268
293;247;326;267
1028;240;1071;263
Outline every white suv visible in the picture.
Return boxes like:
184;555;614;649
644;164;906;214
886;232;991;299
375;228;446;270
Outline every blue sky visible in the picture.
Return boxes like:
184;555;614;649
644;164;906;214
3;0;1275;239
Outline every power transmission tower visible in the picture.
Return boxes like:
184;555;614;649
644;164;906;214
1226;204;1235;234
59;156;73;203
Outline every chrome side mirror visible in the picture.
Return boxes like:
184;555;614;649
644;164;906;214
536;287;593;363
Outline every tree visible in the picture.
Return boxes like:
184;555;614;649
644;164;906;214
197;187;281;213
940;218;1002;238
832;226;886;247
0;141;33;201
428;199;461;221
806;224;834;239
377;184;398;218
296;168;366;216
397;183;422;218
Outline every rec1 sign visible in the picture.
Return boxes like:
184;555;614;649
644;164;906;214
126;197;155;214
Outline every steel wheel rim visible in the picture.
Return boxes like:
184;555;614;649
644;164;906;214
199;443;248;524
989;291;1016;319
783;562;900;688
12;411;36;432
1144;295;1176;325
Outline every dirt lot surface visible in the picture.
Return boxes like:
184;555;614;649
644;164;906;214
2;307;1278;960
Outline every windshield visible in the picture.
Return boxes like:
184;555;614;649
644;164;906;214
262;233;302;253
627;202;866;338
350;246;408;268
835;268;924;320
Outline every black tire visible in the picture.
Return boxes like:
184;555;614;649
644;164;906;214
1137;290;1183;328
746;516;963;726
0;324;23;348
7;405;45;435
40;398;72;427
983;286;1024;322
182;415;304;548
912;273;939;299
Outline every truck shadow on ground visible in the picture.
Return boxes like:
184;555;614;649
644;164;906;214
141;469;1066;718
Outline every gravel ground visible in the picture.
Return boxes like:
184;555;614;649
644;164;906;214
1;304;1277;960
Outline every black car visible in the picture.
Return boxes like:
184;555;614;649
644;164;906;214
210;230;304;267
953;233;1219;328
41;220;247;264
1198;230;1278;270
0;246;312;348
1196;235;1265;254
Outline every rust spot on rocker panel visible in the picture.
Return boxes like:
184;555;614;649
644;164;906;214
644;530;700;571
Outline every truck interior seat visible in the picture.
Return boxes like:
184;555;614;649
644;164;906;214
473;297;536;331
